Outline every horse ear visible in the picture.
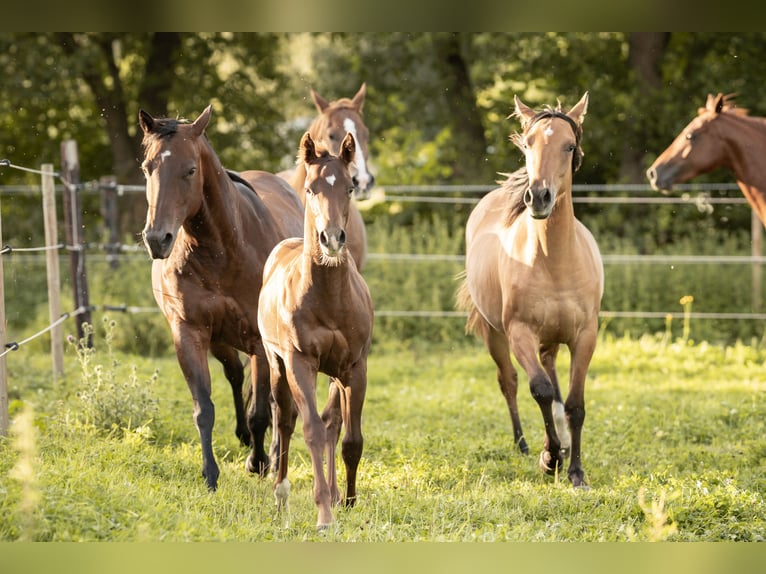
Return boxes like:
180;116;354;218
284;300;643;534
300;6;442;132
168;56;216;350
138;109;155;134
705;93;716;110
351;82;367;113
713;93;725;114
340;132;356;165
311;89;330;112
300;132;317;163
191;105;212;137
567;92;589;125
513;95;537;128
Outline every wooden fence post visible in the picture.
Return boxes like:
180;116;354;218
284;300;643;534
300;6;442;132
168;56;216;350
753;211;763;313
60;140;92;347
42;163;64;379
100;175;120;269
0;197;8;437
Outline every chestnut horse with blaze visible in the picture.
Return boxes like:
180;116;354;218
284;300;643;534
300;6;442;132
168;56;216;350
647;93;766;227
139;105;304;491
258;131;373;528
457;93;603;488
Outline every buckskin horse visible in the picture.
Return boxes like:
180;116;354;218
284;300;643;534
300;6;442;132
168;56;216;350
139;105;304;491
647;93;766;227
456;93;603;488
258;131;373;528
280;83;373;269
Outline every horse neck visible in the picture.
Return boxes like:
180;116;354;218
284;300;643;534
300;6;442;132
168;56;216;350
190;145;256;251
523;187;578;260
290;162;308;206
715;114;766;219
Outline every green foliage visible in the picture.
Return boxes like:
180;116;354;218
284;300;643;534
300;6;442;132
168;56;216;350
68;319;159;434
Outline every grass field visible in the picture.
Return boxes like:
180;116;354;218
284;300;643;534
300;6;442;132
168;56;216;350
1;322;765;542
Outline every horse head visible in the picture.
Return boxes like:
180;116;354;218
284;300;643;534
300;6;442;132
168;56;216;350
300;131;356;265
512;93;588;219
309;83;374;199
647;93;740;192
138;105;211;259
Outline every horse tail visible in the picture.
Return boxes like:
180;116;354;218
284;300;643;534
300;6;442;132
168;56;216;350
455;270;487;339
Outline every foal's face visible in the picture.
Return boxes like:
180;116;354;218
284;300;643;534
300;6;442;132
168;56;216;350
300;132;356;264
647;110;725;191
139;107;209;259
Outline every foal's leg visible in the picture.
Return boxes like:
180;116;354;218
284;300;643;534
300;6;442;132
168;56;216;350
485;326;528;454
174;328;219;490
565;324;598;488
339;359;368;508
321;378;344;506
210;342;250;447
286;355;334;528
509;325;565;475
271;355;297;509
245;349;273;476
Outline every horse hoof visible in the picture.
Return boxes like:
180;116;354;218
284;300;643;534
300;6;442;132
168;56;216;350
518;437;529;455
245;453;268;476
539;450;553;473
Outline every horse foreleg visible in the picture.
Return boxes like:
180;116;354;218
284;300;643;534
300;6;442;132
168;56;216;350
245;351;272;476
321;378;344;506
486;327;528;454
286;355;334;529
175;336;219;491
565;327;598;488
210;343;250;447
540;344;570;457
510;326;564;476
340;360;367;508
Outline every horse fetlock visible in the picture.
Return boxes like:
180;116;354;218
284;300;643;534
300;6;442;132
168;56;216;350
274;478;291;508
245;452;269;476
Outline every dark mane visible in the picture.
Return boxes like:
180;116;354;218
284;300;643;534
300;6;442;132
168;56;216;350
141;116;193;147
227;170;256;193
498;166;530;227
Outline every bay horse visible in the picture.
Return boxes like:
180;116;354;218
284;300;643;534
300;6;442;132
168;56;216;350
456;93;603;488
647;93;766;227
280;83;373;269
258;131;373;528
139;105;304;491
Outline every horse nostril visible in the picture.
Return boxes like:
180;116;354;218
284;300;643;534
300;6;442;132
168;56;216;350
542;189;552;204
524;189;533;205
319;230;329;247
646;167;657;183
351;175;359;187
338;230;346;246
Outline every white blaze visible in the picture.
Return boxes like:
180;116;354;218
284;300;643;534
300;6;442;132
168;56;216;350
325;174;337;186
160;150;172;161
343;117;370;190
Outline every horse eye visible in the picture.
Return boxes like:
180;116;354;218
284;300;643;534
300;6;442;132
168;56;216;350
567;143;576;153
348;187;355;195
187;166;197;177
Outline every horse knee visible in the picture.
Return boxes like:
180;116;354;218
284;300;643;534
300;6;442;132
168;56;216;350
566;403;586;428
529;373;555;404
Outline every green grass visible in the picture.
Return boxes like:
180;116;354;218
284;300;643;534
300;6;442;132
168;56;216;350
1;325;765;541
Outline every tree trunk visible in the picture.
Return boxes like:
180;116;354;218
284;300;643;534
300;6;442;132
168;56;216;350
619;32;670;183
433;33;488;183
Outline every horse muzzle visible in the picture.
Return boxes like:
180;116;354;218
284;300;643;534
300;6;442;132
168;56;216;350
351;172;375;201
318;227;346;259
646;164;676;193
142;228;176;259
524;186;555;219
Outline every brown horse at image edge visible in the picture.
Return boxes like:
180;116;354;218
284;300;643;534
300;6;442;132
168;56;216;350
457;92;603;488
139;105;304;491
647;92;766;227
